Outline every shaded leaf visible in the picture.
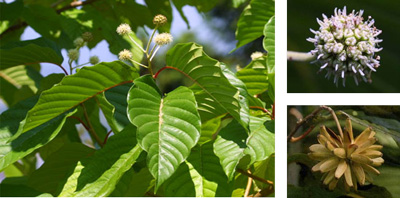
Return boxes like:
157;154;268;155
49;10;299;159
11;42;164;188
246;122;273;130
110;167;154;197
28;143;94;196
22;4;62;40
253;154;275;189
0;37;63;70
0;65;43;93
127;75;201;190
58;124;142;197
97;83;132;133
10;61;138;140
198;116;223;145
164;142;234;197
0;98;76;171
214;119;248;180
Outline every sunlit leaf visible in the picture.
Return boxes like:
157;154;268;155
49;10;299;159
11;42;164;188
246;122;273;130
127;75;201;190
164;142;234;197
10;61;138;141
232;0;274;51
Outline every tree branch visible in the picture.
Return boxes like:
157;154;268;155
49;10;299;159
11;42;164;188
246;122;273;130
237;168;273;185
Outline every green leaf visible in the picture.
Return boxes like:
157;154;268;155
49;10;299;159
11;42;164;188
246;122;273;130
97;83;132;133
236;67;269;95
164;142;234;197
263;15;275;68
37;73;65;94
58;124;143;197
59;9;93;41
0;37;63;70
165;43;243;126
198;116;223;145
220;64;250;130
10;61;138;140
127;75;201;190
244;116;275;164
22;4;62;40
0;181;51;197
232;0;274;52
110;167;154;197
0;65;43;93
0;1;23;34
232;0;247;8
214;120;248;180
0;97;77;171
28;143;94;196
253;154;275;189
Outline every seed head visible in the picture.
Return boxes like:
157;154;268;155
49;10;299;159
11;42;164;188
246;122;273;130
90;55;99;65
153;14;167;26
118;49;132;61
307;7;382;86
73;37;85;47
116;23;132;35
82;32;93;42
251;51;264;60
309;118;383;191
154;33;173;46
68;49;79;61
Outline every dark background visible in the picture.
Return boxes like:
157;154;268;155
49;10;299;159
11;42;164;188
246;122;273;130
287;0;400;93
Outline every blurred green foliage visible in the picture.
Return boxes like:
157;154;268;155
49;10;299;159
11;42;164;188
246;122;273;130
288;0;400;93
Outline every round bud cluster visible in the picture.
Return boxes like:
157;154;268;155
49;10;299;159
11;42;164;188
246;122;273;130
251;51;264;60
73;37;85;47
153;14;167;26
68;49;80;61
307;7;382;86
90;56;99;65
118;49;132;61
154;33;173;46
82;32;93;42
116;23;132;35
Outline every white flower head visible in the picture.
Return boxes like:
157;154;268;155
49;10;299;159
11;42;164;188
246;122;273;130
68;49;79;61
153;14;167;26
154;33;173;46
73;37;85;47
116;23;132;35
118;49;132;61
307;7;382;87
251;51;264;60
90;55;99;65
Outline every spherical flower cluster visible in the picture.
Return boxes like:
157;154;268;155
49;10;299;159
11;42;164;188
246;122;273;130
307;7;382;86
251;51;264;60
116;23;132;35
154;33;173;46
82;32;93;42
68;49;80;61
309;118;383;191
118;49;132;61
153;14;167;26
73;37;85;47
90;55;99;65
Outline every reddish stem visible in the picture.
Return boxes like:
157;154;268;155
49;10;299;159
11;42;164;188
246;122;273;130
272;102;275;120
69;116;90;131
103;130;113;145
153;66;174;78
290;125;316;142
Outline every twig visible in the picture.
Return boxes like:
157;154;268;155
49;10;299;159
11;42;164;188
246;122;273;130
237;168;274;185
287;105;343;142
287;51;315;62
287;106;323;142
290;125;316;142
251;186;274;197
68;116;90;131
244;170;253;197
103;130;113;145
249;106;272;116
81;103;104;147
